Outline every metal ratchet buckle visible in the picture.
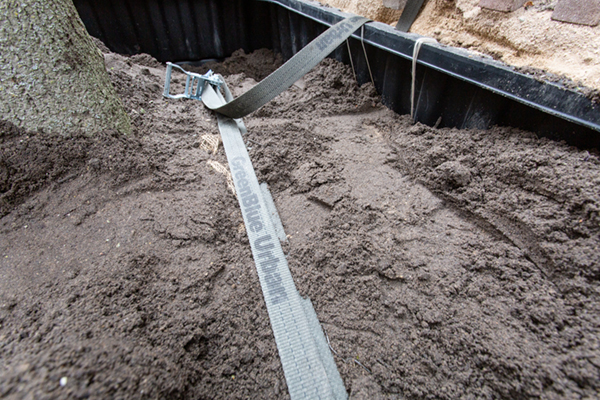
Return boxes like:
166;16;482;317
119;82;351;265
163;62;222;101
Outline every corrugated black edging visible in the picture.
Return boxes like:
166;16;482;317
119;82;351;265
74;0;272;61
74;0;600;148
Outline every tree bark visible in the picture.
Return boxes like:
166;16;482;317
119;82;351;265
0;0;131;136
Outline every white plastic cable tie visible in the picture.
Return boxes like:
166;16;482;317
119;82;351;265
411;37;438;122
361;25;375;87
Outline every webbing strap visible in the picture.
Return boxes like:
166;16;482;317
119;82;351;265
199;16;371;399
395;0;426;32
202;16;370;118
411;37;437;122
206;83;346;399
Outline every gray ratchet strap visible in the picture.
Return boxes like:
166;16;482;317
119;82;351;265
204;80;349;399
202;16;370;118
200;16;371;400
395;0;426;32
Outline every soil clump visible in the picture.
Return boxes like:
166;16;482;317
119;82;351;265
1;45;599;399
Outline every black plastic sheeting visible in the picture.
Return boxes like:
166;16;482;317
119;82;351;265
74;0;600;148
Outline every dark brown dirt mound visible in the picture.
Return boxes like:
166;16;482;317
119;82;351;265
0;120;154;218
243;106;600;399
253;58;380;119
183;48;284;82
383;120;600;282
1;46;599;400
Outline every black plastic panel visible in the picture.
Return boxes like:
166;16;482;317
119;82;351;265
74;0;600;148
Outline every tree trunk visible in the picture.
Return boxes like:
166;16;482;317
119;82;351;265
0;0;131;136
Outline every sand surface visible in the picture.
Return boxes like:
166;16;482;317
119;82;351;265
320;0;600;94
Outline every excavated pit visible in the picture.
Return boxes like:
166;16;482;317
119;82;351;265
1;46;599;399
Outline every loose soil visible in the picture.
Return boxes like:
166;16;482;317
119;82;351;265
1;45;599;399
320;0;600;94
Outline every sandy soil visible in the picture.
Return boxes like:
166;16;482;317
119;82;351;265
1;45;599;399
320;0;600;93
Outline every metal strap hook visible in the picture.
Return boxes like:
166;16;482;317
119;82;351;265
163;62;223;101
